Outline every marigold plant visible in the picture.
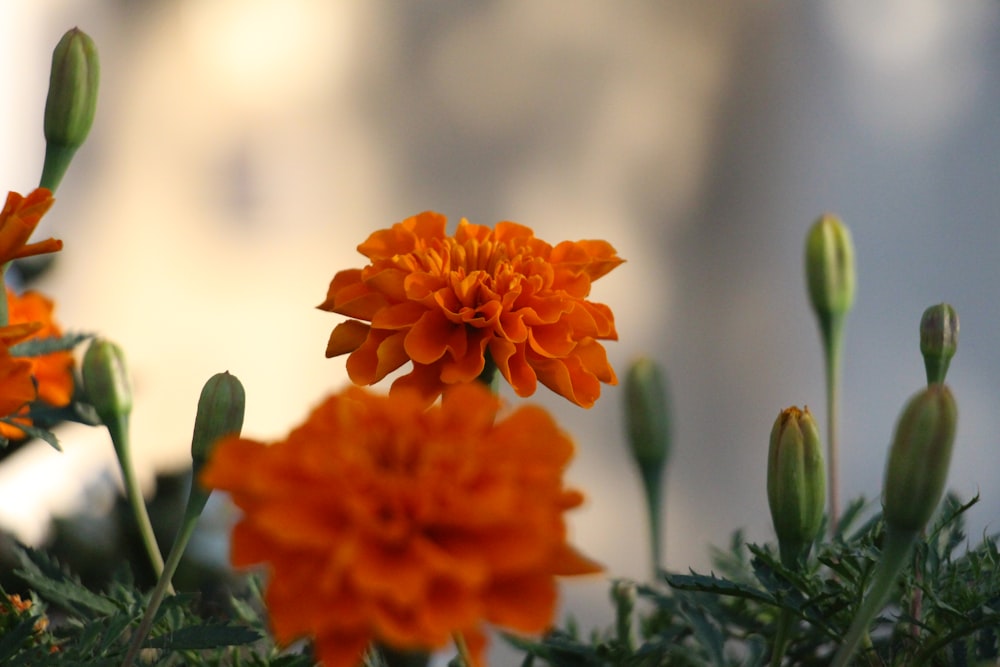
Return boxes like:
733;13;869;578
319;212;623;407
200;381;602;667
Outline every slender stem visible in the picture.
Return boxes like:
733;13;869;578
831;526;917;667
770;609;793;667
823;317;844;536
39;143;77;192
120;500;201;666
105;414;168;587
452;631;474;666
641;465;663;577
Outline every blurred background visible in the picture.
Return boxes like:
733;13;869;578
0;0;998;661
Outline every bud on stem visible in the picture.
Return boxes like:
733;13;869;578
80;339;131;432
188;371;245;516
805;214;856;332
624;358;671;575
767;406;825;568
804;213;855;536
833;384;959;667
882;384;957;533
80;339;167;586
40;28;100;191
919;304;958;385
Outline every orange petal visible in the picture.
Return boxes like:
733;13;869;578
326;320;371;357
483;573;557;633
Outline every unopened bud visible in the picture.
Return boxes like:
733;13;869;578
805;214;856;329
919;304;958;385
81;339;131;425
768;406;825;567
624;358;671;569
41;28;100;191
190;372;245;474
624;358;671;467
882;385;957;533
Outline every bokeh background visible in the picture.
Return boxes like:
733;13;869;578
1;0;998;662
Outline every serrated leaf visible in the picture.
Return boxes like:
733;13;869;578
14;546;118;615
144;624;261;650
664;571;775;606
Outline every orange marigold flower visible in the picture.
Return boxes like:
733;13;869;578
319;212;623;408
0;289;73;439
0;189;62;264
201;382;602;667
0;324;40;423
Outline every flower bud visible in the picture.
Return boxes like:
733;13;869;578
805;214;856;328
767;406;825;567
920;304;958;385
624;358;671;570
190;372;245;474
882;384;957;533
81;339;131;425
41;28;100;191
624;358;671;468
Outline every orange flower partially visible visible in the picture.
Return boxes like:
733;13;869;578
320;212;623;407
201;382;602;667
0;189;62;264
0;323;40;429
0;289;74;439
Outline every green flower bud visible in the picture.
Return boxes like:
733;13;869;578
625;358;671;468
40;28;100;191
882;384;957;533
920;303;958;385
624;358;671;572
81;339;132;425
190;372;245;474
805;214;856;329
767;406;825;567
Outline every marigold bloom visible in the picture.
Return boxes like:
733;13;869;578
0;289;73;439
201;382;601;667
320;212;623;407
0;323;40;429
0;189;62;264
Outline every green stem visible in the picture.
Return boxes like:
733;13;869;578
640;464;664;577
39;143;77;192
120;496;203;666
105;414;169;588
822;316;844;536
453;631;474;666
831;526;917;667
770;609;793;667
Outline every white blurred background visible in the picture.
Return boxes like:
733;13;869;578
1;0;999;660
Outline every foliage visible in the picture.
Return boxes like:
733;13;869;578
512;495;1000;666
2;546;315;666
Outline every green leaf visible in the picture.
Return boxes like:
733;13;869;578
144;624;261;650
663;571;775;606
9;331;92;357
14;546;118;615
3;420;62;451
0;616;40;662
